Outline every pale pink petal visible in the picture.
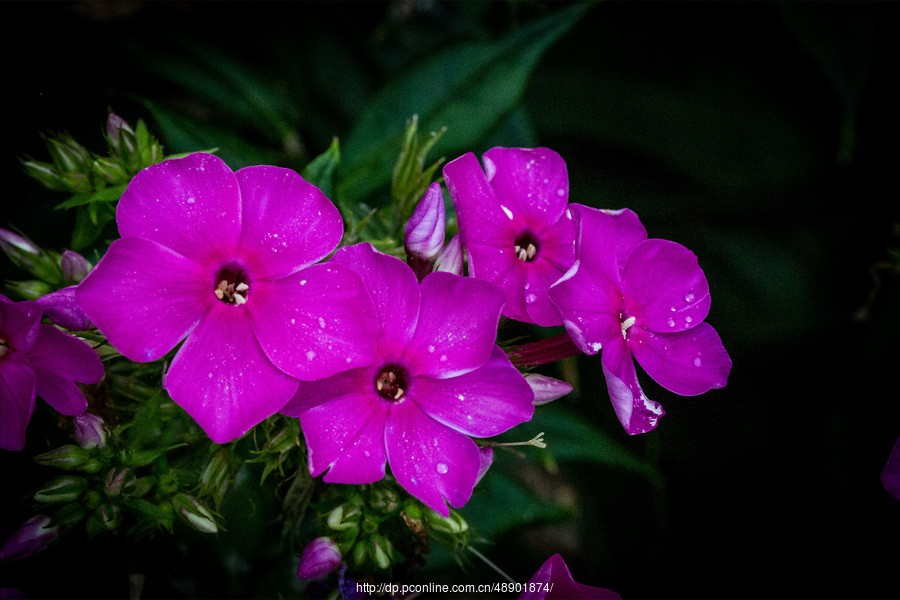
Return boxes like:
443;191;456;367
235;166;343;279
247;263;377;381
525;373;573;405
76;237;208;362
405;272;505;379
600;336;665;435
622;239;710;333
385;404;481;516
28;324;102;384
329;244;419;355
481;147;569;225
0;360;36;451
300;390;389;484
31;369;87;416
163;306;299;444
629;322;732;396
117;153;241;263
412;346;534;438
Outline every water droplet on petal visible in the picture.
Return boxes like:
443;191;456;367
436;463;448;474
427;345;435;353
666;317;676;328
318;317;326;329
525;293;538;304
693;357;703;367
306;350;316;361
685;292;695;303
556;188;565;197
685;316;693;324
440;354;447;362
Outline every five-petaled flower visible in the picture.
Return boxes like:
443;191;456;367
281;243;534;515
443;147;575;326
77;153;377;443
549;204;731;434
0;294;103;451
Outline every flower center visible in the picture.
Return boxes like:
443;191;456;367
213;264;250;305
620;314;636;340
514;231;540;263
0;337;9;360
374;365;409;402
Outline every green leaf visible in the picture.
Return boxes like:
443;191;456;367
338;2;591;206
301;137;340;199
54;184;127;210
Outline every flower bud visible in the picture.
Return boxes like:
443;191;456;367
37;287;94;331
296;536;342;579
369;487;399;513
32;445;91;471
426;509;469;535
60;251;92;284
72;413;107;449
433;234;464;276
173;494;218;534
199;449;235;501
93;502;120;531
44;133;90;174
524;373;574;405
368;534;393;570
0;515;59;561
327;503;362;532
91;157;129;184
20;159;68;191
103;467;134;498
404;182;446;261
0;229;42;275
4;280;53;301
33;475;89;503
105;113;136;156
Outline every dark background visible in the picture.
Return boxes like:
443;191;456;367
2;1;899;598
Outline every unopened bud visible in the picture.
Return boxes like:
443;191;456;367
103;467;134;498
34;475;89;503
327;503;362;532
44;133;90;174
0;516;59;561
173;494;218;534
433;234;464;276
20;159;68;191
91;157;129;184
296;536;342;579
37;287;94;331
33;445;91;471
369;534;393;570
404;182;446;261
72;413;107;450
60;251;92;284
105;113;136;156
263;425;299;454
524;373;574;405
199;449;234;501
426;509;469;535
4;280;52;301
93;502;120;531
369;487;399;513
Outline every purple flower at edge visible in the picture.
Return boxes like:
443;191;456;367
281;243;534;516
1;294;102;451
518;554;621;600
296;536;342;580
443;147;575;326
548;205;731;434
76;153;377;443
881;436;900;501
0;515;59;562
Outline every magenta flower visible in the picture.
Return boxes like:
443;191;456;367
36;287;93;331
77;153;377;443
548;205;731;434
443;147;575;326
281;243;534;515
1;294;102;451
518;554;621;600
296;536;342;580
0;515;59;562
881;436;900;501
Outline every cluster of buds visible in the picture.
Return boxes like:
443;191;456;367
20;113;163;194
249;416;303;485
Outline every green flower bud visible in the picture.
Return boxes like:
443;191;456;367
327;503;362;532
103;467;134;498
20;159;68;191
93;502;120;531
426;509;469;535
173;494;218;534
369;487;399;513
91;157;129;184
4;280;53;301
34;475;89;503
32;445;91;471
369;534;394;570
44;133;90;174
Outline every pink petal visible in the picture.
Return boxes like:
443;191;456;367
385;404;481;516
281;368;365;416
299;389;389;483
35;287;93;331
31;369;87;416
443;152;517;248
605;207;648;268
523;255;568;327
466;240;529;322
0;299;41;352
163;306;299;444
525;373;573;405
481;147;569;225
117;153;242;263
570;204;622;284
519;554;621;600
600;335;665;435
0;360;36;451
404;182;446;260
548;259;621;356
412;346;534;438
247;263;377;381
76;237;208;362
629;322;732;396
28;324;102;385
235;165;344;280
406;272;505;379
621;239;710;333
329;244;419;355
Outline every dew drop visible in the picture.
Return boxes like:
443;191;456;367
318;317;326;329
693;357;703;367
685;292;695;303
685;316;693;324
436;463;448;474
440;354;447;362
208;372;213;378
557;188;566;197
666;317;676;328
306;350;316;361
525;293;538;304
300;280;307;285
186;196;196;204
427;345;435;353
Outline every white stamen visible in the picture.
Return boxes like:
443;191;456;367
526;243;537;260
233;293;247;305
235;282;249;293
621;316;636;339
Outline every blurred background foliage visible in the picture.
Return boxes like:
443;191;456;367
2;1;899;598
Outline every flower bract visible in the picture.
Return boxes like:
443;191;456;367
0;294;102;451
77;153;377;443
443;147;575;326
281;243;534;515
548;205;731;434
